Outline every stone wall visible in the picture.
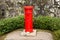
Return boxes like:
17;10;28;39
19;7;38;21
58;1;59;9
0;0;60;18
0;0;25;18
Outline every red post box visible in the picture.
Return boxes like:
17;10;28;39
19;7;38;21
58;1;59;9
24;6;33;33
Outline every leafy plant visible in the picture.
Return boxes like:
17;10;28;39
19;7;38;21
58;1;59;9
34;16;60;31
0;16;24;35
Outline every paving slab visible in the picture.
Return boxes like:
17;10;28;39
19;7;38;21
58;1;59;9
4;30;53;40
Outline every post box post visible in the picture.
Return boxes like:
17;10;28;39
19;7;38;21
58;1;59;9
21;6;36;36
24;6;33;33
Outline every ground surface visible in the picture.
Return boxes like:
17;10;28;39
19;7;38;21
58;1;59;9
3;29;53;40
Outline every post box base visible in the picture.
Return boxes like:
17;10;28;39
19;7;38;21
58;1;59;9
21;29;36;36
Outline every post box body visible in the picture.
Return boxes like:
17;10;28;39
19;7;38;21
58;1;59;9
24;6;33;32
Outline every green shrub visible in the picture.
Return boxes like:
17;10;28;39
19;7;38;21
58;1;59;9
54;30;60;40
0;16;24;35
0;15;60;36
34;16;60;31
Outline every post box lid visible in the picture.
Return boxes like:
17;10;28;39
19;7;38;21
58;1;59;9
24;6;33;8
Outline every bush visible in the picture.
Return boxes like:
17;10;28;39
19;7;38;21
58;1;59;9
0;15;60;36
0;16;24;35
34;16;60;31
54;30;60;40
